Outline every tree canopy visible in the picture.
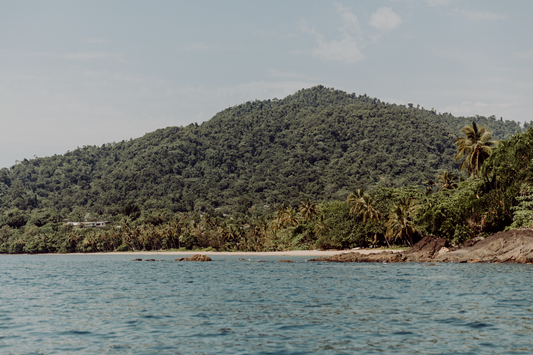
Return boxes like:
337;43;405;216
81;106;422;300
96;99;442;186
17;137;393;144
0;86;526;218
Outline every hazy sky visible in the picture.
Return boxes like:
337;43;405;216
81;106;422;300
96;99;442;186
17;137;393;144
1;0;531;168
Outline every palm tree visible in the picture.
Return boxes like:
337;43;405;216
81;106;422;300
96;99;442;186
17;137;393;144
348;192;390;248
385;197;418;246
285;207;300;227
422;179;436;195
313;214;330;237
299;198;319;222
422;179;436;187
347;188;365;209
454;121;498;177
436;170;459;190
275;204;300;229
275;203;288;230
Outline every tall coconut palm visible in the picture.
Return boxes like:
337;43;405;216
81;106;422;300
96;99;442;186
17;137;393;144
347;188;365;209
284;207;300;227
348;193;390;248
436;170;459;190
275;204;300;229
299;198;319;222
385;197;418;246
454;121;498;177
275;203;288;230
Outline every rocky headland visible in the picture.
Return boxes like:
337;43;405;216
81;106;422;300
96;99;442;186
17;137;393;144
308;229;533;264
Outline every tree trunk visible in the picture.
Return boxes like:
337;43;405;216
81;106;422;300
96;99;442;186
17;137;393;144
380;226;391;248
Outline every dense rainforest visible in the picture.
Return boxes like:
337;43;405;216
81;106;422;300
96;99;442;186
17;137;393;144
0;85;531;254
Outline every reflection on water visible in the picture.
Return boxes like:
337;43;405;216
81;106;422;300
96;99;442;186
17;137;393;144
1;255;533;354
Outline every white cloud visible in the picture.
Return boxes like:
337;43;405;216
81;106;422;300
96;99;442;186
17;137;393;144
302;6;365;64
426;0;454;6
65;52;123;60
337;4;362;37
432;46;485;63
269;69;315;80
390;0;454;5
311;36;365;63
184;43;209;51
452;8;507;21
369;7;402;31
83;38;109;44
515;49;533;59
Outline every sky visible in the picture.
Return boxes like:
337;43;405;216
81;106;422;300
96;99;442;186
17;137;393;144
1;0;532;168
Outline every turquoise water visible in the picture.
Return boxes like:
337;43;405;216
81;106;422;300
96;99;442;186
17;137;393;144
1;255;533;354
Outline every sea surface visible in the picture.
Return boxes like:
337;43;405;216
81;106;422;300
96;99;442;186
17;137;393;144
1;255;533;354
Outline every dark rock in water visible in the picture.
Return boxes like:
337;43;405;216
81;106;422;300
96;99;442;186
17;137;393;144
174;254;212;262
237;258;247;261
309;229;533;264
278;260;295;263
133;259;142;261
309;251;405;263
145;259;156;261
257;260;267;262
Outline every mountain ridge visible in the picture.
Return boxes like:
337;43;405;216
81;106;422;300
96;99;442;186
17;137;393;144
0;85;526;219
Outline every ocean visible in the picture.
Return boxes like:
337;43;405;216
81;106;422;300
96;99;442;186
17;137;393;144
1;254;532;354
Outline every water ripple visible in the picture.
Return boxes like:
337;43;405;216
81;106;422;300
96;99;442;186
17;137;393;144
1;255;533;354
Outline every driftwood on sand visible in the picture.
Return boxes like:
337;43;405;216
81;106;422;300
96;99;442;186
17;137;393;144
308;229;533;264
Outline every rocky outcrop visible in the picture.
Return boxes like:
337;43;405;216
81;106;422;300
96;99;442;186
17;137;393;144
309;251;405;263
435;229;533;263
174;254;212;261
402;235;449;262
309;229;533;264
278;259;295;263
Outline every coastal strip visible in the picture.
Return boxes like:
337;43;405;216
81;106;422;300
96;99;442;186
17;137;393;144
308;229;533;264
30;249;404;257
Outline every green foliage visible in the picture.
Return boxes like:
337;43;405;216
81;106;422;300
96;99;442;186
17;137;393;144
385;197;418;246
416;178;509;242
481;127;533;232
436;170;459;190
1;86;525;218
452;225;472;245
483;127;533;191
315;200;375;249
180;231;196;250
506;185;533;230
0;86;530;253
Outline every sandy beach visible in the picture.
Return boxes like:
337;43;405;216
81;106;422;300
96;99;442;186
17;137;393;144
40;249;404;256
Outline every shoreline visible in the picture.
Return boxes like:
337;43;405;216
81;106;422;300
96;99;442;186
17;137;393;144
25;249;405;257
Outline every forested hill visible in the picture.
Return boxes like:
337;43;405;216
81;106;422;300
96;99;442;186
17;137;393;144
0;86;526;218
